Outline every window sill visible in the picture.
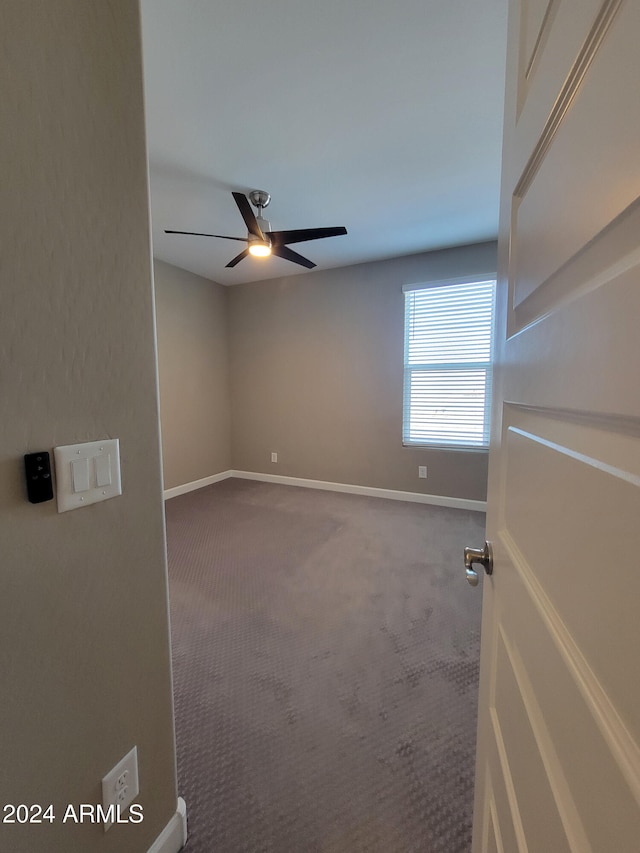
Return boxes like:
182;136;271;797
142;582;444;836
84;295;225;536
402;443;490;453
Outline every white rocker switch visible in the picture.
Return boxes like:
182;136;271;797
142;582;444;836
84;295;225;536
71;457;90;492
95;453;112;487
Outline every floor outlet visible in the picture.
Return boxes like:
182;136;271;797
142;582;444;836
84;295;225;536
271;452;278;463
101;746;139;830
418;466;427;479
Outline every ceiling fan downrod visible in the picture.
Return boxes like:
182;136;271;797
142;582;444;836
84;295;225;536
249;190;271;234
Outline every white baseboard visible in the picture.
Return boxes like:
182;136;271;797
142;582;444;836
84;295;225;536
147;797;187;853
164;471;232;500
230;470;486;512
163;469;485;512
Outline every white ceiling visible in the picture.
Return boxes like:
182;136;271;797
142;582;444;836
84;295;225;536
140;0;508;286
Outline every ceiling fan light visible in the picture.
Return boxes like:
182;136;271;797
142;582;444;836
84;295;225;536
248;240;271;258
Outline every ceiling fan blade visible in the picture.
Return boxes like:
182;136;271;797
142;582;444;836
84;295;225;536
272;245;316;269
267;226;347;246
232;192;264;239
225;248;250;268
165;230;246;241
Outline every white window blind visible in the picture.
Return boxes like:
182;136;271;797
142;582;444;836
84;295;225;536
403;278;495;449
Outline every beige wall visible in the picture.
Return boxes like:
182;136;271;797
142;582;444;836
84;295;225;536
0;4;177;852
227;243;496;502
154;260;231;489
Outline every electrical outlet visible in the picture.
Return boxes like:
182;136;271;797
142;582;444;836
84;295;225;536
101;746;139;830
271;452;278;463
418;466;427;479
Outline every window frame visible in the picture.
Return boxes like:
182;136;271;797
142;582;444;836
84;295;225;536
402;275;496;452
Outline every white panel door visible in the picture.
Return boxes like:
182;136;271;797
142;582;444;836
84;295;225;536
472;1;640;850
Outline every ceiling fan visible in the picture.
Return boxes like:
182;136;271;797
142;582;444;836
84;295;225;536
165;190;347;269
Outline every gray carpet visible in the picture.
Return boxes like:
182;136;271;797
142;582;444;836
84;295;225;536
165;478;485;853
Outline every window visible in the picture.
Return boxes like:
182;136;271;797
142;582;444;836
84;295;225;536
402;277;496;449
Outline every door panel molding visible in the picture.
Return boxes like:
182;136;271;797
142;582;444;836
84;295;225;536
510;0;638;308
484;743;522;853
521;0;558;82
508;426;640;487
510;198;640;333
487;797;505;853
501;426;639;731
499;526;640;806
513;0;603;162
493;635;571;850
496;625;590;851
514;0;623;200
504;403;640;440
489;705;528;852
503;264;640;415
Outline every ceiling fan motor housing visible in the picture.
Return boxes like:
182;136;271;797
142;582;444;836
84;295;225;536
249;189;271;210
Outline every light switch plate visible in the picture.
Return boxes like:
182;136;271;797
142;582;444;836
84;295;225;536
54;439;121;512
